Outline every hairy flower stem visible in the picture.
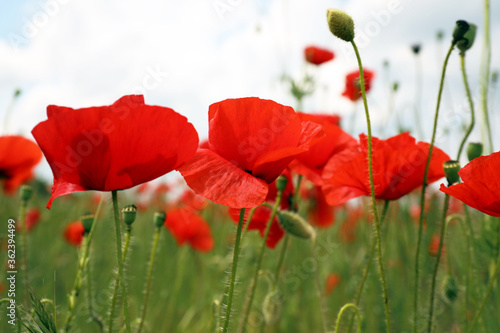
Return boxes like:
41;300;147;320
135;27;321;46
111;190;131;333
351;39;391;333
222;208;246;333
456;52;476;160
137;226;162;333
480;0;493;154
335;303;362;333
427;195;450;333
238;191;283;333
413;42;454;333
312;236;328;333
348;201;390;333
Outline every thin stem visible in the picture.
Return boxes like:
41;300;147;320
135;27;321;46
86;260;104;332
457;52;476;160
413;42;455;333
351;39;391;333
222;208;246;333
427;194;450;333
312;236;328;333
137;227;162;333
480;0;493;154
238;191;283;333
334;303;362;333
19;199;29;285
414;52;424;139
111;190;131;333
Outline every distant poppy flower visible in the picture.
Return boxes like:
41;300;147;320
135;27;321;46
428;234;445;257
164;207;214;252
290;113;355;185
25;208;41;232
440;151;500;216
0;136;42;194
304;46;335;65
178;97;323;208
342;69;375;101
31;95;199;208
322;133;449;206
340;205;364;243
228;171;294;249
302;184;336;228
177;188;208;212
324;273;341;296
64;221;85;247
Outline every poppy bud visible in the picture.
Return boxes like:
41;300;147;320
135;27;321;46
441;275;458;303
122;204;137;227
20;184;33;202
277;211;316;239
153;211;167;228
452;20;470;44
14;89;22;97
466;142;483;161
326;9;355;42
276;175;288;192
81;212;95;233
392;82;399;92
262;290;281;324
443;160;461;186
411;44;421;55
456;23;477;52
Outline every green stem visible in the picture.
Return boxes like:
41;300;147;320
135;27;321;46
111;190;131;333
212;300;221;333
222;208;246;333
427;195;450;333
137;227;162;333
351;39;391;333
480;0;493;154
456;52;475;160
414;52;424;139
413;42;454;333
86;259;104;332
312;236;328;333
334;303;362;333
19;198;29;285
238;191;283;333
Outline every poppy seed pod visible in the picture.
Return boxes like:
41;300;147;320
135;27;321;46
326;9;355;42
277;211;316;239
441;275;459;303
122;204;137;227
452;20;470;44
153;211;167;228
276;175;288;192
456;23;477;52
443;160;461;186
466;142;483;161
81;212;95;233
20;184;33;202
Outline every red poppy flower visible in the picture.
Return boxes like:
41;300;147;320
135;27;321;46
25;208;41;232
228;171;294;249
322;133;450;206
305;185;336;228
440;151;500;217
304;46;335;65
31;95;199;208
64;221;85;247
0;135;42;194
164;207;214;252
290;113;355;185
178;97;323;208
324;273;341;296
342;69;375;101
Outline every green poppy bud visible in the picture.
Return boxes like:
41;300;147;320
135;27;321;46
443;160;461;186
81;212;95;233
153;211;167;228
122;204;137;227
276;175;288;192
20;184;33;202
392;82;399;92
411;44;421;55
456;23;477;52
452;20;470;44
466;142;483;161
326;9;355;42
277;211;315;239
441;275;458;303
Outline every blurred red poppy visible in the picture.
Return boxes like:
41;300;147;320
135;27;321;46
178;97;323;208
0;135;42;194
342;70;375;101
428;234;445;257
228;171;294;249
164;207;214;252
32;95;198;208
322;133;449;206
25;208;41;232
290;113;355;185
340;205;364;243
64;221;85;247
324;273;341;296
304;46;335;65
440;151;500;216
301;183;336;228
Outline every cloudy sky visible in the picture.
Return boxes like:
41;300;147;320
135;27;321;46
1;0;499;180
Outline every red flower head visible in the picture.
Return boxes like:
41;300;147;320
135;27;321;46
304;184;336;228
304;46;335;65
324;273;341;296
342;69;375;101
322;133;450;206
164;207;214;252
64;221;85;247
178;97;323;208
290;113;355;185
228;170;294;249
0;136;42;194
31;95;199;209
440;151;500;216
